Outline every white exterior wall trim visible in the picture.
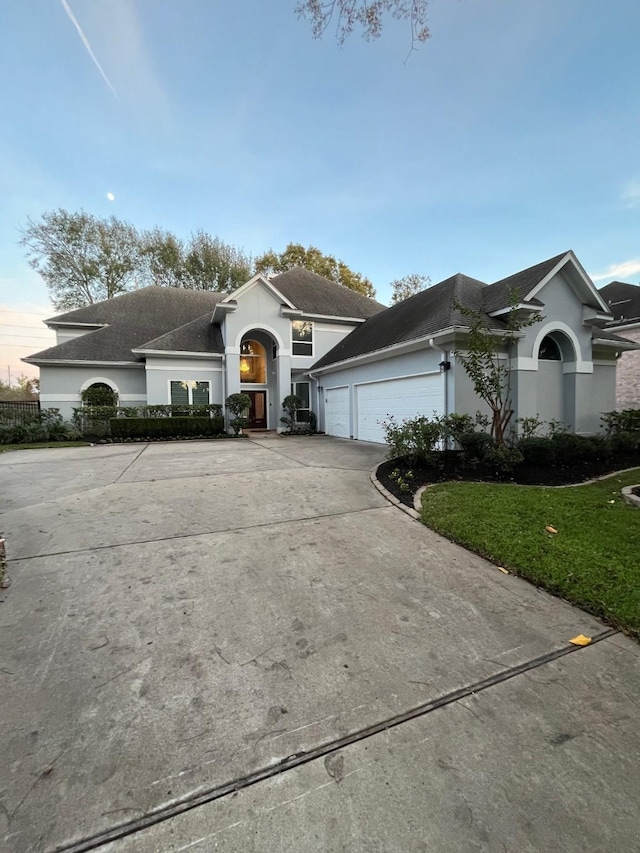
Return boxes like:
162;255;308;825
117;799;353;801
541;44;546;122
531;321;591;372
22;358;143;368
353;369;441;388
79;376;120;394
146;365;223;372
40;393;145;402
132;349;223;358
231;324;286;351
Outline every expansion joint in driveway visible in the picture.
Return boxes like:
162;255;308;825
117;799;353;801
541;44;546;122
52;627;618;853
113;443;149;483
9;505;390;563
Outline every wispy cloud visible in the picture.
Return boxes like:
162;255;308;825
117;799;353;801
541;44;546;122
621;178;640;208
59;0;119;99
591;260;640;282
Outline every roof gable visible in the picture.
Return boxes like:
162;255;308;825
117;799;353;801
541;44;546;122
484;251;610;316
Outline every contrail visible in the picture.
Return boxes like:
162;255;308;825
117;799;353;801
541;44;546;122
59;0;119;99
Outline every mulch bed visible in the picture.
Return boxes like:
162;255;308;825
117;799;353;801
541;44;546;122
377;451;640;507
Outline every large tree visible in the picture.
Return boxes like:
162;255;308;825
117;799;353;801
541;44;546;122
255;242;376;298
20;209;142;311
181;231;253;292
296;0;430;45
390;272;431;304
21;210;255;309
140;227;185;288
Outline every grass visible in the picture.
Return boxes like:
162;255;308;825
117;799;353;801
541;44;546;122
420;468;640;637
0;441;92;453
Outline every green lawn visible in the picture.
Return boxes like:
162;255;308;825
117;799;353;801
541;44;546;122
0;441;92;452
420;469;640;637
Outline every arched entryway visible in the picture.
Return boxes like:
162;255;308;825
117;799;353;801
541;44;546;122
536;331;574;428
239;331;276;429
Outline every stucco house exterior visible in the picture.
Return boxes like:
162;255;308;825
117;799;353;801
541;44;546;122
598;280;640;410
24;251;637;440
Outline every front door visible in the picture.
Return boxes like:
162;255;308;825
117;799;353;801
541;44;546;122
246;390;267;428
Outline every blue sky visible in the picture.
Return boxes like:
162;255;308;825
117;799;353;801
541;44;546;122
1;0;639;378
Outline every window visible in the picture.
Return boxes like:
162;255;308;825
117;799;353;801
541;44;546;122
291;381;311;422
170;380;210;405
538;336;562;361
239;340;267;383
292;320;313;356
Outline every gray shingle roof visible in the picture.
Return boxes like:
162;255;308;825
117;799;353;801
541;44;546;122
482;251;569;314
26;287;223;363
136;313;224;353
599;281;640;327
312;273;496;370
270;267;386;318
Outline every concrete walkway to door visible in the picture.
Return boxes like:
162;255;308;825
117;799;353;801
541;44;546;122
0;436;638;852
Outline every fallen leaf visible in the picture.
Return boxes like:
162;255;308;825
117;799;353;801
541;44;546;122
607;500;615;504
545;525;558;534
497;567;510;574
569;634;592;646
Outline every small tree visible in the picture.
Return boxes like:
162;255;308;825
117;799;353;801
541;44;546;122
80;383;118;407
280;394;303;432
453;297;541;447
225;393;251;435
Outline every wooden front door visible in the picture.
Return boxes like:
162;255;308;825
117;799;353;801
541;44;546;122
247;391;267;428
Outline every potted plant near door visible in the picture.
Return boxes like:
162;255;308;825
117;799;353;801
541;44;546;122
225;393;251;436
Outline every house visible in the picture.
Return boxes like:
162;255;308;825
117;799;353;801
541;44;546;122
24;251;638;440
310;250;637;440
23;268;385;428
598;280;640;409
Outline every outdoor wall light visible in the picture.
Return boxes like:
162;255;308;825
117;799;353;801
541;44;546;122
439;360;451;372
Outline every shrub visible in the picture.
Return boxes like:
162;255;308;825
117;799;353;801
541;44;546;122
608;431;640;456
458;431;495;462
110;416;224;440
281;394;303;432
515;415;545;439
225;393;251;435
80;384;118;406
550;432;595;464
602;409;640;435
484;444;524;474
382;415;444;467
517;436;556;467
0;408;80;444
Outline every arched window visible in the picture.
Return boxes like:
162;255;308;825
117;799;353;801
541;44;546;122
239;340;267;383
81;382;118;406
538;336;562;361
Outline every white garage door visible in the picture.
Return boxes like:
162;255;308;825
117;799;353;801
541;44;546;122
325;386;350;438
356;375;444;443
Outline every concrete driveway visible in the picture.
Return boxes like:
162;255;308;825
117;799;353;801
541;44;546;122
1;436;638;853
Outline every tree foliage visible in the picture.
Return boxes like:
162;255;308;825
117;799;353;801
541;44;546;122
255;242;375;298
453;297;542;447
21;210;254;310
20;209;141;311
296;0;430;45
0;375;39;401
390;273;431;304
181;231;253;292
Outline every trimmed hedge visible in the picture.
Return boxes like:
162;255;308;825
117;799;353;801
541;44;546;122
110;416;224;440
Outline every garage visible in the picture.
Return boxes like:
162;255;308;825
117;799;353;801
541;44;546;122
355;374;444;443
325;386;350;438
